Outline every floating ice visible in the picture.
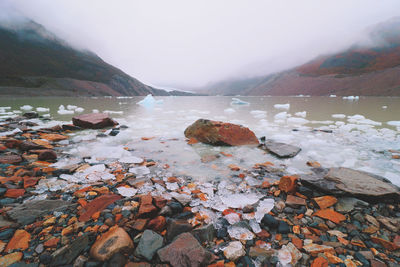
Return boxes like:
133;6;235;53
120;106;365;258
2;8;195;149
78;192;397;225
75;107;84;113
231;98;249;105
104;110;123;114
388;121;400;127
57;109;74;115
294;111;306;118
255;198;275;223
92;109;99;113
287;117;309;125
250;110;267;119
274;103;290;110
343;96;359;100
20;105;33;111
221;193;260;209
36;107;49;112
67;105;78;110
332;114;346;119
137;94;164;107
119;156;143;164
117;186;138;197
382;106;388;109
224;108;236;114
274;112;288;121
129;166;150;176
329;95;337;97
227;226;255;240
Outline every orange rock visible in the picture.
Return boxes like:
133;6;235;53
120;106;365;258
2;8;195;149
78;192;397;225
0;144;6;151
39;133;68;141
0;252;23;266
23;177;39;188
324;252;343;264
147;216;166;232
278;176;298;193
138;195;157;218
313;196;338;209
79;194;122;222
307;161;321;168
293;225;300;234
132;219;148;231
337;236;349;246
187;138;199;145
313;209;346;224
393;155;400;159
256;229;271;239
228;164;240;171
115;213;122;223
371;236;399;251
91;211;101;221
61;226;74;236
167;176;179;183
291;237;303;249
77;198;88;207
141;137;155;141
4;188;25;198
44;237;60;248
303;244;335;256
5;230;31;252
261;180;271;188
311;256;329;267
220;152;233;157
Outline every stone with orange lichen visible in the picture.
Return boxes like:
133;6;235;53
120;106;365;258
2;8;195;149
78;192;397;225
4;188;25;198
324;252;343;264
39;133;68;141
313;209;346;224
313;196;338;209
303;244;335;256
228;164;240;171
187;137;199;145
79;194;121;222
5;230;31;252
147;216;166;232
307;161;321;168
371;236;399;251
278;176;298;193
0;252;23;266
44;237;60;248
310;257;329;267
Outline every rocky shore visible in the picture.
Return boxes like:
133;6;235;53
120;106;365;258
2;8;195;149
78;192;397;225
0;113;399;267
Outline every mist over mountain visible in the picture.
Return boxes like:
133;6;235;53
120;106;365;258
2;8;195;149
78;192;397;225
0;20;191;96
200;17;400;96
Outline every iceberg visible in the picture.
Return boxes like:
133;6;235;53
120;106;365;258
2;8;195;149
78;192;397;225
274;103;290;110
137;94;164;107
20;105;33;111
36;107;49;112
230;98;249;106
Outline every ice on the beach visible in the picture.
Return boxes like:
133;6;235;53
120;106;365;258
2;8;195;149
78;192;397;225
287;117;309;125
274;103;290;110
119;156;144;164
117;186;138;197
343;96;359;100
329;95;337;97
249;219;262;233
36;107;49;112
57;109;74;115
278;246;293;266
75;107;84;113
221;193;260;208
332;114;346;119
294;111;307;118
129;166;150;176
231;98;249;105
67;105;78;110
137;94;164;107
388;121;400;127
227;226;255;240
20;105;33;111
255;198;275;223
104;110;123;115
274;112;288;121
224;108;236;114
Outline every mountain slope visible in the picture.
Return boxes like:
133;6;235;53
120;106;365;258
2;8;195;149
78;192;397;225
201;17;400;96
0;20;189;96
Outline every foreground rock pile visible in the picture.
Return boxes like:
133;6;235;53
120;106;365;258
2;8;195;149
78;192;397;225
0;113;399;266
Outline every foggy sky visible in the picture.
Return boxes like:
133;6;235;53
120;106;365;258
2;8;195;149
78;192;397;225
3;0;400;88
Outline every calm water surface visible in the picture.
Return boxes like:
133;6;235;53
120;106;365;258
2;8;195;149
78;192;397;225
1;96;399;185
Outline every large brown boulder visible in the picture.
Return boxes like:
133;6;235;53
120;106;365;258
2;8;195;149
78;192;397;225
184;119;259;146
72;113;118;129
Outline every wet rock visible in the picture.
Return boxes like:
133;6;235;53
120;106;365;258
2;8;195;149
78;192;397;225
223;241;245;261
105;252;127;267
278;221;291;234
7;199;73;225
90;226;133;261
301;167;400;202
72;113;118;129
5;229;30;252
138;195;157;218
249;246;275;258
62;124;82;131
135;230;163;261
313;209;346;224
50;234;89;266
261;214;279;229
157;232;215;267
184;119;259;146
286;195;306;207
19;141;44;151
109;129;119;136
279;176;298;193
259;140;301;158
313;195;337;209
0;252;23;266
192;224;215;243
23;111;38;119
79;194;121;222
0;154;22;164
335;197;369;213
0;216;14;228
303;244;335;256
147;216;166;232
38;149;57;161
166;219;193;241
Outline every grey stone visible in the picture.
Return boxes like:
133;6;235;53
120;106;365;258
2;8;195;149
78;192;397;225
0;215;14;228
50;234;89;266
301;167;400;202
7;200;74;225
259;140;301;158
166;219;193;242
35;244;44;254
335;197;369;213
135;230;163;261
192;224;215;243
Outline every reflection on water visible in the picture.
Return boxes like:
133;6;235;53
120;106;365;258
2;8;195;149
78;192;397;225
1;96;399;185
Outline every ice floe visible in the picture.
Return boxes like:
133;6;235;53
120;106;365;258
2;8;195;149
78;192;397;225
230;98;249;105
137;94;164;107
274;103;290;110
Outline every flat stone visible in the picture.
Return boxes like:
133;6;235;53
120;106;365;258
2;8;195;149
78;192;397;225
166;219;193;242
303;244;335;256
286;195;306;207
5;230;31;252
90;226;133;261
301;167;400;202
147;216;166;232
249;246;275;258
135;230;163;261
259;140;301;158
184;119;259;146
0;215;14;228
72;113;118;129
223;241;245;261
335;197;369;213
313;196;337;209
7;200;73;225
38;150;57;161
313;209;346;224
0;252;23;266
0;154;22;164
158;232;215;267
79;194;121;222
50;234;89;266
192;224;215;244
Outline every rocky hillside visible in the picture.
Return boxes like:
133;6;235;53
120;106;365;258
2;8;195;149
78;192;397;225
0;20;190;96
202;17;400;96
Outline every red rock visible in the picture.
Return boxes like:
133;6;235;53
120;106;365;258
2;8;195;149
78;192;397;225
286;195;306;207
147;216;166;232
279;176;298;193
256;229;271;239
79;194;121;222
72;113;118;129
90;226;133;261
39;133;68;141
0;144;7;151
307;161;321;168
44;237;60;248
5;230;31;252
291;237;303;249
311;256;329;267
23;177;39;188
371;236;399;251
313;196;338;209
38;149;57;161
0;155;22;164
153;196;167;209
303;244;335;256
0;252;23;266
187;138;199;145
184;119;259;146
313;209;346;224
4;188;25;198
138;195;157;218
324;252;343;264
5;140;22;149
132;219;148;231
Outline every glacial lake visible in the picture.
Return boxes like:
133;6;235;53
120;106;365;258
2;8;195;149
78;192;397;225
1;96;400;186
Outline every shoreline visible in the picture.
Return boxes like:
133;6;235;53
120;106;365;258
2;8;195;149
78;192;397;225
0;112;399;266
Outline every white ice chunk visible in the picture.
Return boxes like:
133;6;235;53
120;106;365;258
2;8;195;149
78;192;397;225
287;117;309;125
92;109;99;113
75;107;85;113
228;226;255;240
332;114;346;119
230;98;249;105
119;156;144;164
255;198;275;223
129;166;150;176
36;107;49;112
329;95;336;97
137;94;164;107
382;106;388;109
294;111;307;118
58;109;74;115
388;121;400;127
221;193;260;209
67;105;78;110
249;219;262;233
117;187;138;197
20;105;33;111
274;103;290;110
104;110;123;115
274;112;288;121
224;108;236;114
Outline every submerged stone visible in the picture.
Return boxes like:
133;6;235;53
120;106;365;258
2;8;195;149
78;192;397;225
72;113;118;129
259;139;301;158
135;230;163;261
